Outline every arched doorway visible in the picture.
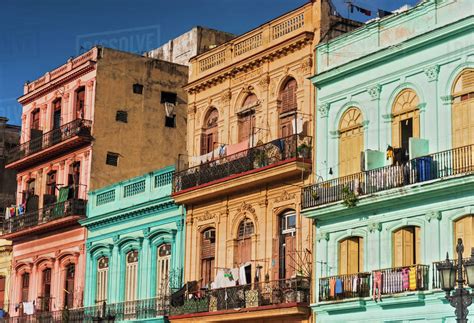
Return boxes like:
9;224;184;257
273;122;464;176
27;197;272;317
338;108;364;177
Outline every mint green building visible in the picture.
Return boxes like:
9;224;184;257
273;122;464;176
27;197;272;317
301;0;474;321
81;166;184;322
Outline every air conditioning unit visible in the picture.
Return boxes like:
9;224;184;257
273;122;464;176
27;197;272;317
164;102;176;117
204;229;215;240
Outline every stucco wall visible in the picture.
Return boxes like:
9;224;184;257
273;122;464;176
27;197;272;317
90;48;188;191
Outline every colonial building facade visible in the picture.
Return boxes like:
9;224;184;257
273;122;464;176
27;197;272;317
82;166;184;322
1;47;188;318
301;0;474;321
170;1;359;322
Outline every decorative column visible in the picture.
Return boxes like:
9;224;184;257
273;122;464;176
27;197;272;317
315;232;330;305
108;236;120;303
52;257;60;310
367;84;382;150
83;243;93;307
140;231;151;300
317;103;330;178
425;210;442;289
424;64;440;150
85;79;95;121
367;222;382;270
29;263;37;305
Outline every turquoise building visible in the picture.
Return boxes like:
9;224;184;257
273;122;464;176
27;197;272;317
301;0;474;321
81;166;184;322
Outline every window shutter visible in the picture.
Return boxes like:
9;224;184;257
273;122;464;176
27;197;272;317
393;229;403;267
200;133;208;155
403;227;414;267
455;216;474;258
392;118;401;148
339;239;348;275
415;227;421;264
348;237;360;274
285;235;296;278
272;237;280;280
359;238;364;272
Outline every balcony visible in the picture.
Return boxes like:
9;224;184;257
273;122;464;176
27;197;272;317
189;4;312;83
319;272;371;302
173;135;312;204
302;145;474;210
319;265;429;304
6;119;92;170
2;199;86;240
169;278;310;320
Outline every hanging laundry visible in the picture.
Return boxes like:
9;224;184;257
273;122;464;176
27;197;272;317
373;271;382;301
352;276;359;292
402;268;410;291
409;266;417;290
23;302;34;315
350;4;372;16
292;115;304;135
227;139;249;156
329;278;336;298
335;278;343;294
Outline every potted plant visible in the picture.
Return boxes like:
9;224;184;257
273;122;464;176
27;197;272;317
254;149;268;168
297;142;310;158
342;185;359;208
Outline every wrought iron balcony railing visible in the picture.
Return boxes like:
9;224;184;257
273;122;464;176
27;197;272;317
302;144;474;209
173;134;312;193
169;277;311;317
2;199;86;236
372;264;429;297
319;272;371;302
432;258;469;290
6;119;92;164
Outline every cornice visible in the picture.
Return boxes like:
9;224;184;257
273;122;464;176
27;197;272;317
19;62;96;105
312;16;473;87
186;31;314;94
82;200;178;230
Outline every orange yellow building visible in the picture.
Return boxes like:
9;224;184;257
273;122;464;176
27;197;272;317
169;1;359;322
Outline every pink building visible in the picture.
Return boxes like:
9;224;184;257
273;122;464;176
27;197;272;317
2;46;189;317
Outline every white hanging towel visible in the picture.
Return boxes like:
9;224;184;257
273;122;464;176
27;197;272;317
23;302;34;315
292;115;304;134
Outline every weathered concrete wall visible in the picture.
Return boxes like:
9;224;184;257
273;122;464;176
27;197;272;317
146;26;235;74
90;47;188;190
0;118;20;213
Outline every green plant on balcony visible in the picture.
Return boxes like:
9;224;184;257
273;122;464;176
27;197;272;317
253;149;268;168
342;185;359;208
311;190;319;201
297;142;310;158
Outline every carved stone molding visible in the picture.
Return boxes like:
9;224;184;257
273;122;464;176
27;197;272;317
220;89;232;104
424;65;440;82
361;120;370;129
318;103;330;118
257;74;270;91
275;190;296;203
367;84;382;101
441;95;453;106
237;201;256;215
417;102;427;112
316;232;329;242
195;211;217;222
299;55;313;74
368;222;382;232
382;114;393;123
425;210;442;222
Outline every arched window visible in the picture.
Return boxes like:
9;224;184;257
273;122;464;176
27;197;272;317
96;257;109;304
338;108;364;177
276;210;296;279
125;251;139;302
52;98;62;144
201;108;219;155
30;108;42;151
339;237;363;275
156;244;172;296
0;276;5;309
278;78;298;137
452;70;474;148
391;89;420;160
238;94;257;144
21;273;29;302
454;215;474;258
201;228;216;287
393;226;421;267
75;87;86;119
64;264;75;308
40;268;52;311
235;219;254;284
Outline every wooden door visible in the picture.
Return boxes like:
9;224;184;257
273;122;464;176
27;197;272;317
393;226;420;267
455;216;474;258
339;237;361;275
284;235;296;278
339;108;364;177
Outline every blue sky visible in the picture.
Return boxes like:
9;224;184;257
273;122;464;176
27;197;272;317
0;0;419;125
